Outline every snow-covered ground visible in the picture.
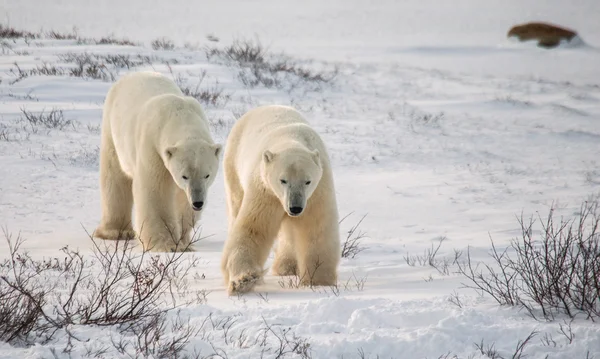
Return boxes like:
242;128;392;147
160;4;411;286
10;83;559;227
1;1;600;358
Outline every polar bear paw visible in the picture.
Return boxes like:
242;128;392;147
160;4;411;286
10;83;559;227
145;239;194;253
94;227;136;241
228;271;264;295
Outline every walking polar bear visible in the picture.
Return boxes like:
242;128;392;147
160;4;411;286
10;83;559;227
221;105;341;294
94;71;222;252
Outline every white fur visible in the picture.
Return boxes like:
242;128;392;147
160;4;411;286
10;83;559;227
221;105;341;294
94;71;221;252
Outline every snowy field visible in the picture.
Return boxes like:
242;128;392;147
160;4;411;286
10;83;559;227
1;1;600;358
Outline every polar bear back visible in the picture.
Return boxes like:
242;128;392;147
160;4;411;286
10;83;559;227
104;71;210;176
226;105;328;190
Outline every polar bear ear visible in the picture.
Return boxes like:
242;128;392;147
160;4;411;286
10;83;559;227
263;150;275;163
165;147;177;160
311;150;320;165
213;144;223;157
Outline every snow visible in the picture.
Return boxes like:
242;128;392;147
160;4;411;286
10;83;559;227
1;0;600;357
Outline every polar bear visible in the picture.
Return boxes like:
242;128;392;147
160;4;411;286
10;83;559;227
220;105;340;294
94;71;222;252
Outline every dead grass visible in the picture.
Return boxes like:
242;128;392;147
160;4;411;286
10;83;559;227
339;213;368;259
152;37;175;50
170;69;231;108
205;38;337;92
9;63;64;84
9;53;156;84
94;35;137;46
45;28;78;40
20;107;73;131
0;24;38;39
404;237;462;276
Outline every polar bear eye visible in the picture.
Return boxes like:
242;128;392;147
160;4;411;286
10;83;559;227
182;176;188;180
305;181;311;185
280;179;287;184
204;174;210;179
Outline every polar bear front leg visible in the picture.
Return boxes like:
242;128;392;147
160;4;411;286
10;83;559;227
293;207;341;287
221;193;283;295
175;189;197;251
132;174;184;252
271;219;298;276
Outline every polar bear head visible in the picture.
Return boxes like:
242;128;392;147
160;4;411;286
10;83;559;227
261;147;323;217
164;139;222;211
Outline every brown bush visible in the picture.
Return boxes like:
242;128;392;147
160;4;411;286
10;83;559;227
507;22;578;49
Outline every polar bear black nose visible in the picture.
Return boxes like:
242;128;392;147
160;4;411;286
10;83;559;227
289;206;303;215
192;201;204;211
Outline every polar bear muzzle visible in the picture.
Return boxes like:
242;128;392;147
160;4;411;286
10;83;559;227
189;188;206;211
287;192;306;216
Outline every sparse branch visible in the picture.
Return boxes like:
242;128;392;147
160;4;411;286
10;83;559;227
340;213;368;259
458;195;600;321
